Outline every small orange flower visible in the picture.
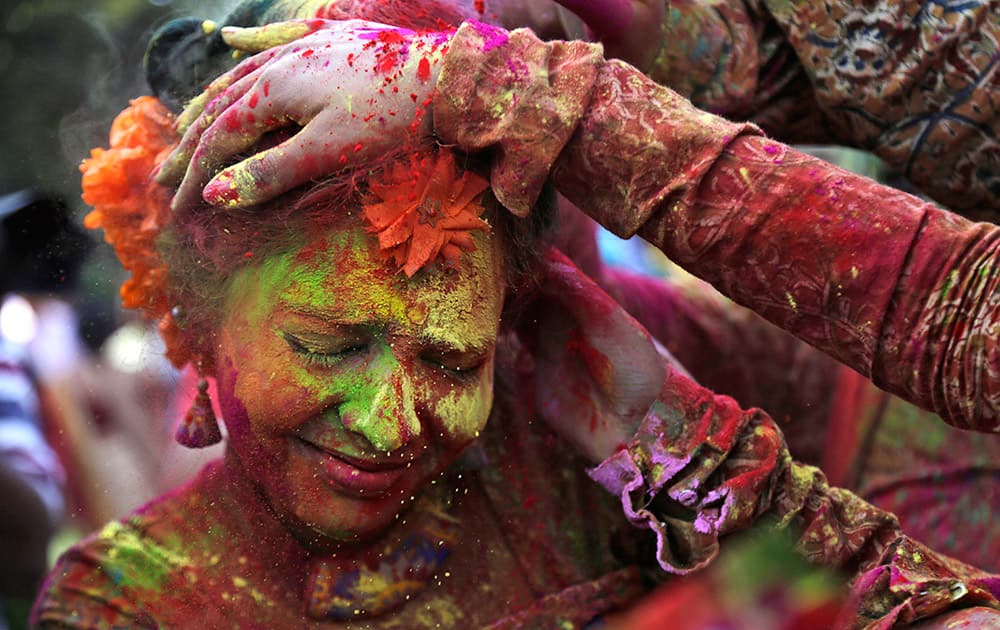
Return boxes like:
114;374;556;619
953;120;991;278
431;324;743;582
362;150;490;277
81;96;191;366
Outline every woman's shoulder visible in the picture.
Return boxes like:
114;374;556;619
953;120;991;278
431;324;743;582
31;461;226;629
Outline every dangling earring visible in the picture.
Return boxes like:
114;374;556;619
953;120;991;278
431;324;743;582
176;376;222;448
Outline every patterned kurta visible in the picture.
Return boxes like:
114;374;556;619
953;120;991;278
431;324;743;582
636;0;1000;220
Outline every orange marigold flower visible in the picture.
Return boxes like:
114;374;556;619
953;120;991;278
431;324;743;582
81;96;179;340
362;150;490;277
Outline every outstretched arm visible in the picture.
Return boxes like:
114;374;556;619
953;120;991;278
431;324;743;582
157;19;1000;432
434;21;1000;433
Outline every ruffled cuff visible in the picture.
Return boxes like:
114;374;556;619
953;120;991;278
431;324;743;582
434;21;603;216
587;363;782;574
588;363;1000;626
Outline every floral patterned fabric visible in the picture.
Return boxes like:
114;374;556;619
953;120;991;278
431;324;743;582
641;0;1000;220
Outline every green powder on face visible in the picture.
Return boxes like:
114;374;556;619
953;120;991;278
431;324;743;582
220;221;504;450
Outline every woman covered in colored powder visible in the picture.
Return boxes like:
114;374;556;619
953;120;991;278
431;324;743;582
160;0;1000;574
32;1;1000;628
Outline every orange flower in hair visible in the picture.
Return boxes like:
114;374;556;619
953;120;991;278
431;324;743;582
81;96;190;366
362;150;490;277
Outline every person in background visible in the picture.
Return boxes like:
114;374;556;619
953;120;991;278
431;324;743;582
0;190;77;630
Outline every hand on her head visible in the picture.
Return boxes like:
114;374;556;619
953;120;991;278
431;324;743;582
156;19;451;211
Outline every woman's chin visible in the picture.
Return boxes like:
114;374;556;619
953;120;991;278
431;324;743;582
282;494;412;552
275;465;424;550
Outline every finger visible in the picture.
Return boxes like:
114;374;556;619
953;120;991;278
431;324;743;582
219;18;376;52
221;21;318;53
178;46;281;132
157;62;271;185
168;72;280;210
202;121;351;208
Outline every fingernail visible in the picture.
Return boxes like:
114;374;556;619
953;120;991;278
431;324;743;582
204;173;241;207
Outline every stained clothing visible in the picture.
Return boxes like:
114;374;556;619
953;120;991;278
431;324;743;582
431;20;1000;625
643;0;1000;220
436;21;1000;435
604;267;1000;571
589;0;1000;572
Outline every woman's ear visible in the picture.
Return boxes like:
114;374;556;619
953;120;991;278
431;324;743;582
517;247;666;462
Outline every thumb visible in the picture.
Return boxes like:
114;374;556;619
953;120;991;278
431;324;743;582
221;19;324;53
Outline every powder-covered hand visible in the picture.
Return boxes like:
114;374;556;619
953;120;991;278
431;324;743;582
156;19;451;210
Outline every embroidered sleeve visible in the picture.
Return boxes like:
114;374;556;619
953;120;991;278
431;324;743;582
758;0;1000;219
644;0;1000;216
436;22;1000;432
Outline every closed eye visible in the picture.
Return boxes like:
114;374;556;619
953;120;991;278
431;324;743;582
282;331;368;368
420;351;488;380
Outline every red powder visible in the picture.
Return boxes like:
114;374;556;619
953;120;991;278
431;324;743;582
474;0;485;14
565;328;614;394
417;57;431;81
222;112;241;133
301;48;315;58
248;92;259;109
210;183;240;204
262;81;270;97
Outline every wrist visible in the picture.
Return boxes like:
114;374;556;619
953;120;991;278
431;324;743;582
435;21;604;214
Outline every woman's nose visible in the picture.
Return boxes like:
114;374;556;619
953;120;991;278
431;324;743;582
338;359;422;453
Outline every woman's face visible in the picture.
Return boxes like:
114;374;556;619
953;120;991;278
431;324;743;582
214;216;505;544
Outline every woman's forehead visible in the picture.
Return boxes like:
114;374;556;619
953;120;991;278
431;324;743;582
228;223;505;346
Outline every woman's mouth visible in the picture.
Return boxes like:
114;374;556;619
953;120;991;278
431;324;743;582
292;437;408;498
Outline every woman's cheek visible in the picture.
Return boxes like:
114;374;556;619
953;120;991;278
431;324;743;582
428;371;494;444
230;345;327;436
